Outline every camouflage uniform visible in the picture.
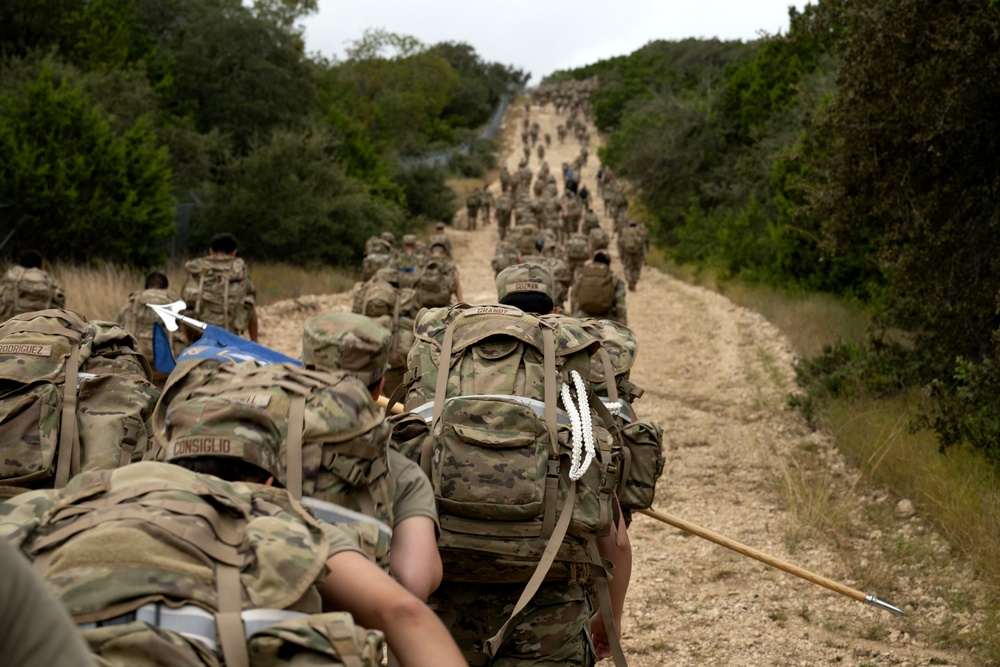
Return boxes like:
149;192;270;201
581;210;601;237
466;190;482;230
491;238;521;276
429;224;453;259
494;193;514;239
480;189;494;225
618;221;649;291
570;255;628;325
115;287;186;384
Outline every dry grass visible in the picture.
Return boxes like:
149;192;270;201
14;260;356;324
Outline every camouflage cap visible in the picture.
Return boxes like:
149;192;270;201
496;263;553;302
435;221;446;230
380;231;396;245
302;312;391;385
164;397;282;480
402;234;418;246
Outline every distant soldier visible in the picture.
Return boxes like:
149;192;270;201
537;143;545;161
557;123;567;143
352;268;421;394
499;165;513;193
582;206;601;237
571;250;627;324
416;243;463;309
0;249;65;321
518;162;533;192
523;239;572;312
393;234;424;288
494;191;514;239
589;226;611;253
362;237;394;281
491;237;522;276
479;186;494;225
515;222;540;256
115;271;186;385
618;219;650;291
466;188;482;230
428;221;453;259
182;233;257;341
563;193;583;236
544;132;552;147
564;232;591;281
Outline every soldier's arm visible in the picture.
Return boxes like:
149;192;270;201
388;452;443;600
317;550;466;667
452;269;464;303
591;499;632;660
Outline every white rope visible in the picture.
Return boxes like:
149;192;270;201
561;370;596;481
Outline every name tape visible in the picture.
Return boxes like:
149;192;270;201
0;344;52;356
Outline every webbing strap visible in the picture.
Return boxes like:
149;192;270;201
539;327;559;539
484;480;576;659
588;541;629;667
54;343;81;488
222;275;231;332
597;347;619;404
286;394;306;499
2;320;83;339
195;274;206;320
431;317;458;426
382;378;408;419
215;564;249;667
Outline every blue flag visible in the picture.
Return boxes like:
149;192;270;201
152;323;300;375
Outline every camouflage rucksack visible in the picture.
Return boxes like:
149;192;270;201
401;304;621;652
182;257;255;334
0;461;384;667
0;265;62;320
116;288;187;380
579;319;664;515
152;361;394;566
565;234;590;263
0;309;158;499
621;224;645;255
352;273;420;370
361;252;392;282
575;262;616;314
416;259;453;308
588;226;610;251
491;240;520;276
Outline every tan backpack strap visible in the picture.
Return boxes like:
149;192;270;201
286;394;306;499
54;342;81;488
215;563;250;667
588;540;629;667
540;326;559;538
484;478;577;659
223;274;231;332
430;317;458;425
194;273;206;318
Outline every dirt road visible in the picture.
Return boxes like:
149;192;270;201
259;102;982;666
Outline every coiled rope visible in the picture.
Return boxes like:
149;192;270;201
561;370;596;480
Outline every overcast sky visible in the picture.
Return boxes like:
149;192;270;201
300;1;809;82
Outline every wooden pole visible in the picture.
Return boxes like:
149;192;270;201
637;507;904;615
376;394;404;415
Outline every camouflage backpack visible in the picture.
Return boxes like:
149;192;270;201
152;361;394;566
575;262;616;314
621;224;645;255
182;257;255;334
491;240;520;276
361;252;392;282
352;273;420;370
588;226;610;251
0;265;62;320
116;288;187;379
0;461;384;667
579;319;664;515
565;234;590;263
401;304;622;656
416;259;453;308
0;309;158;499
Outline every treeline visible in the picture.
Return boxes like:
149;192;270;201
549;0;1000;460
0;0;527;266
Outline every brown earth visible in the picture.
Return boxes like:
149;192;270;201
259;101;985;666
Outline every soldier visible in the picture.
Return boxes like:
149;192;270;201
491;237;521;276
302;313;443;601
353;268;421;394
537;143;545;161
393;234;423;288
564;232;591;281
466;188;482;230
0;399;465;667
479;186;494;225
422;264;632;666
589;226;611;253
0;249;65;321
523;239;572;312
115;271;186;385
581;206;601;237
571;250;627;324
494;191;514;239
544;132;552;147
618;219;650;291
428;221;453;259
181;233;257;341
563;192;583;236
419;243;463;307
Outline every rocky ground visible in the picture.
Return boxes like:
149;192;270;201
259;102;987;666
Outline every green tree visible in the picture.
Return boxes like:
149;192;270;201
0;65;174;264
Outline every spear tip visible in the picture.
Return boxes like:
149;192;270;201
865;594;906;616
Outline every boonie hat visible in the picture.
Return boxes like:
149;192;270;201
302;313;391;385
164;397;282;480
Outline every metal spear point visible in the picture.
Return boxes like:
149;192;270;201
637;508;906;616
146;301;207;332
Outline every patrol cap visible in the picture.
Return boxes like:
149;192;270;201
302;312;391;385
435;222;446;231
496;263;553;302
380;231;395;245
164;397;281;480
593;249;612;264
402;234;418;246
